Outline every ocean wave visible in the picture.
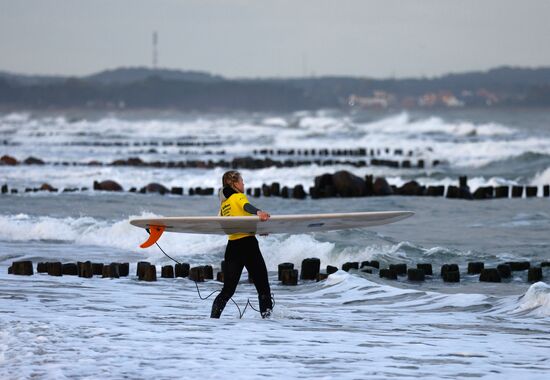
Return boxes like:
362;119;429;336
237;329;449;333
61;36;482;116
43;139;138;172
531;167;550;186
515;282;550;316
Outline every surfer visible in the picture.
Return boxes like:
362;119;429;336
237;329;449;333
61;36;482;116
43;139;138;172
211;170;273;318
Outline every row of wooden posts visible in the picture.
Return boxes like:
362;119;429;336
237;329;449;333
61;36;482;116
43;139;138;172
8;259;548;284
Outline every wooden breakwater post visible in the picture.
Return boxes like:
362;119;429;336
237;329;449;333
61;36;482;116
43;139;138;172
189;266;205;282
528;267;543;282
102;263;120;278
505;261;530;271
467;262;485;275
407;268;425;281
9;261;34;275
389;263;407;276
118;262;129;277
203;265;214;280
379;268;397;280
48;262;63;276
175;263;190;278
342;262;359;272
417;263;433;275
361;260;380;269
281;269;298;285
92;263;104;275
62;263;78;275
479;268;501;283
278;263;294;280
497;264;512;278
326;265;338;275
137;261;151;278
37;262;48;273
441;264;460;282
78;261;93;278
300;258;320;280
161;265;174;278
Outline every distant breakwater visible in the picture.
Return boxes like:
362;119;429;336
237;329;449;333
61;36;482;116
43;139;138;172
2;172;549;201
0;148;439;170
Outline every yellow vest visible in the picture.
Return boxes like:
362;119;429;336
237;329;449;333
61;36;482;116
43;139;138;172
220;192;255;240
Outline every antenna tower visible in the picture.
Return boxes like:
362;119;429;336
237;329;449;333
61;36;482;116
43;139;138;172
152;31;158;69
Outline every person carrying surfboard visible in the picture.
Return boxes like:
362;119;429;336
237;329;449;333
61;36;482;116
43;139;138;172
210;170;273;318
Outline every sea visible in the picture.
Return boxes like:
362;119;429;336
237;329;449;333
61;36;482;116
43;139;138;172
0;108;549;379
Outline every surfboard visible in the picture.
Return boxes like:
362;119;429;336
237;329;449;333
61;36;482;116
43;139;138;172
130;211;413;248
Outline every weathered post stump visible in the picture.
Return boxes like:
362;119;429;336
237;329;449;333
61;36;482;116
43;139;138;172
189;266;205;282
92;263;104;276
407;268;425;281
137;261;151;278
281;269;298;285
417;263;433;275
110;263;120;278
37;262;48;273
497;264;512;278
525;186;537;197
479;268;501;282
506;261;530;271
216;271;224;282
326;265;338;275
300;258;321;280
342;262;359;272
62;263;78;275
161;265;174;278
511;186;523;198
494;186;509;198
102;263;120;278
278;263;294;280
443;271;460;282
528;267;543;282
175;263;190;278
468;262;485;274
143;265;157;282
380;268;397;280
441;264;459;277
203;265;214;280
48;262;63;276
78;261;93;278
361;260;380;269
389;264;407;276
118;262;129;277
11;261;34;275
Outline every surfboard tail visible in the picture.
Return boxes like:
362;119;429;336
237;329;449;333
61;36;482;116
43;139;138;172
140;225;165;248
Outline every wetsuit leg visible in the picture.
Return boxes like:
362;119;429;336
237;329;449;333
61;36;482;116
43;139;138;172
242;237;273;315
210;240;244;318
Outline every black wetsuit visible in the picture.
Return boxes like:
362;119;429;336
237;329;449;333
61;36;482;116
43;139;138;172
210;187;273;318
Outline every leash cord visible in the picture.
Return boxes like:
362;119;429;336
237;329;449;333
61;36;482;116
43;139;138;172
152;240;272;319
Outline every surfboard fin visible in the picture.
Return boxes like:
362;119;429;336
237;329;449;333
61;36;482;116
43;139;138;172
140;225;165;248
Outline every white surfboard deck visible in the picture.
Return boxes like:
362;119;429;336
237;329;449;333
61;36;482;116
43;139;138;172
130;211;414;236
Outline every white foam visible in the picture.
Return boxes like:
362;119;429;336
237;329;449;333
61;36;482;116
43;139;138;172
531;167;550;186
516;281;550;316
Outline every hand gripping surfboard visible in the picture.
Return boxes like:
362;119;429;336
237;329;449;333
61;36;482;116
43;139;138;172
130;211;414;248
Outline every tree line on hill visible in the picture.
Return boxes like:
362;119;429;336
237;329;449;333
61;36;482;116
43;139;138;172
0;66;549;111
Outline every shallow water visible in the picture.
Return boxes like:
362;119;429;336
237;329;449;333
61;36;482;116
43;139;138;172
1;109;549;379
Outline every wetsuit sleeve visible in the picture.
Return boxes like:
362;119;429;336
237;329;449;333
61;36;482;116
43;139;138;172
244;203;261;215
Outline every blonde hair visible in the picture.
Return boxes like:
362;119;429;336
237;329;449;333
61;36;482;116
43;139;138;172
222;170;241;189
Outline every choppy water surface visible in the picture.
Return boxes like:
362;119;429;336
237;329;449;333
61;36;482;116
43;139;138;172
1;109;549;379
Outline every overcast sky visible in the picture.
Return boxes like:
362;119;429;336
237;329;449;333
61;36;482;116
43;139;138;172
1;0;549;79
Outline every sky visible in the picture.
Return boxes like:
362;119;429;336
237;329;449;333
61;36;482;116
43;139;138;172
1;0;549;79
